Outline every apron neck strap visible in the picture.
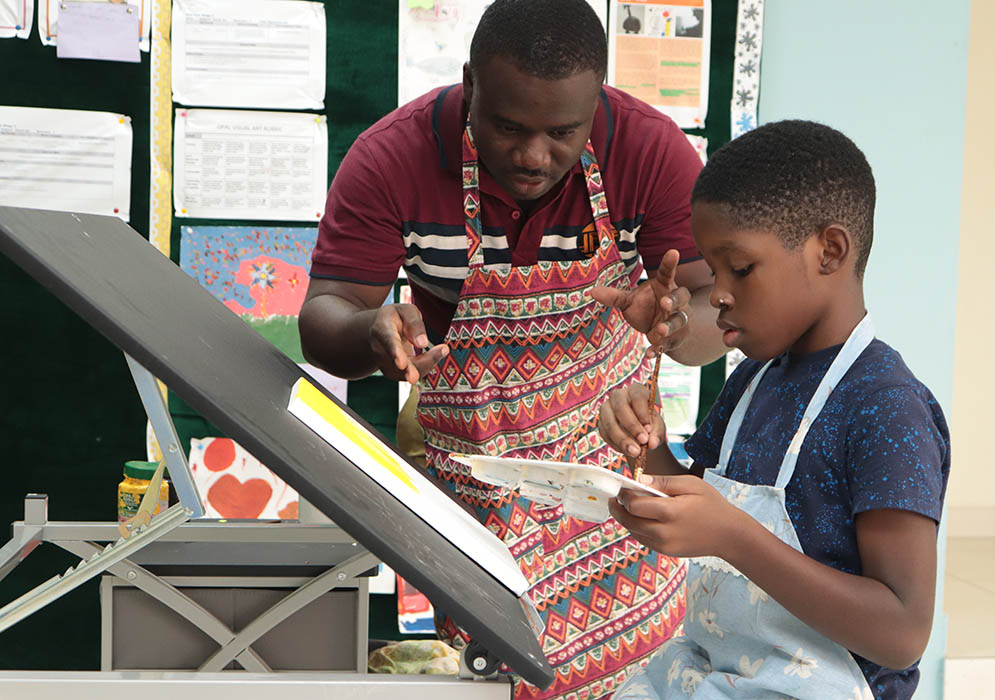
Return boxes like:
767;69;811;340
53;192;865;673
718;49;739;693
461;121;614;269
578;141;614;249
715;314;876;488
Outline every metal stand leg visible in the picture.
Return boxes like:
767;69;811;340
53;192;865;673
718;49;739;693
0;355;380;676
198;550;379;672
57;541;270;672
0;504;190;635
0;495;47;583
125;354;204;517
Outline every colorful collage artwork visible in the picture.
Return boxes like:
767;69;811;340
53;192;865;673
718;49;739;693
179;225;318;519
179;225;316;362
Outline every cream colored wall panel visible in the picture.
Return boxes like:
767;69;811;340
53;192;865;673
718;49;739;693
950;0;995;536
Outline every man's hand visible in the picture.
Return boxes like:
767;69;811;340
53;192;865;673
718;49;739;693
370;303;450;384
591;249;691;354
300;278;450;382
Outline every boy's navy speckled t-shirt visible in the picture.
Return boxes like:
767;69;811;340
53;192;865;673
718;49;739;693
684;338;950;700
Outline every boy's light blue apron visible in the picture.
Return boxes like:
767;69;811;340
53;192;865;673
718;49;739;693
616;315;876;699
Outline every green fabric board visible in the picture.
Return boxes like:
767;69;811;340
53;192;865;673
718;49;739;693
688;0;739;424
0;34;152;670
0;0;740;662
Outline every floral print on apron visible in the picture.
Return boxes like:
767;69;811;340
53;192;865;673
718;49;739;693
615;316;877;699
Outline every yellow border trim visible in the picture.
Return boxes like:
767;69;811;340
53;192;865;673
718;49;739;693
294;380;419;493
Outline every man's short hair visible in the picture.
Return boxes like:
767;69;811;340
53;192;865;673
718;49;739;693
469;0;607;81
692;120;876;277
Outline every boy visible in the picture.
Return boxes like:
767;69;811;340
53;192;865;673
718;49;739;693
598;120;950;699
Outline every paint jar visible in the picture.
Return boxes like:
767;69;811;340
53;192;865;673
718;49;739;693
117;461;169;523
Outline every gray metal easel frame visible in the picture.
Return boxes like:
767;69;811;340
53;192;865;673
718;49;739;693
0;354;378;673
0;356;512;697
0;205;551;697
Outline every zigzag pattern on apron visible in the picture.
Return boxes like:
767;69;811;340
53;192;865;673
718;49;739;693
420;123;686;700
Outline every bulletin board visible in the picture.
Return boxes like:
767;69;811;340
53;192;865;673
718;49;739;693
167;0;741;448
0;0;741;670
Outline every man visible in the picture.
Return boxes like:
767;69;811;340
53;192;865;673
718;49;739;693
300;1;725;697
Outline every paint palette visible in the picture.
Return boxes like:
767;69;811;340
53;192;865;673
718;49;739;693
449;454;668;524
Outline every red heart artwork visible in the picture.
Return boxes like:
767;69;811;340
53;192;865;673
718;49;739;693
207;474;273;519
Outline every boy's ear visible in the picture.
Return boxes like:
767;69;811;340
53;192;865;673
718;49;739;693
816;224;852;275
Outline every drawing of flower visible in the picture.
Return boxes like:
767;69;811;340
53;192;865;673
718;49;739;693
249;261;279;316
250;261;278;288
784;648;818;678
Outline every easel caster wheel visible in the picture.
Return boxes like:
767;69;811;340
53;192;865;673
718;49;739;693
465;639;501;676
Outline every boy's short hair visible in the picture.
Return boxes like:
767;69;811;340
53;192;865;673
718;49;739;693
692;120;876;277
469;0;607;81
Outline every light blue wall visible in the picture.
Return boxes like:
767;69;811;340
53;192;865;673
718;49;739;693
758;1;970;698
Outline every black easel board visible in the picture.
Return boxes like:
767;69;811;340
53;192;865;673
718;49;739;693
0;205;553;689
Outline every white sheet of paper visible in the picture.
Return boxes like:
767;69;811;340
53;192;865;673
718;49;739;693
0;0;33;39
0;106;133;220
56;1;139;63
172;0;326;109
287;377;530;597
607;0;711;129
397;0;607;107
451;454;669;524
173;108;328;221
38;0;149;51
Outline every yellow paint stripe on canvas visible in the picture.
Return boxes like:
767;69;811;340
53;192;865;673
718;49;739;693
295;380;419;493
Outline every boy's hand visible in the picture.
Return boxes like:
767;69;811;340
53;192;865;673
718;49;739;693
610;474;745;559
598;384;667;458
590;249;691;354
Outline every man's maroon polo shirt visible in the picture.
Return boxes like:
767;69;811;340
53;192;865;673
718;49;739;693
311;84;702;342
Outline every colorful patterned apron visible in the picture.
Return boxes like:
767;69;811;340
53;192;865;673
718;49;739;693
615;315;877;700
416;123;687;700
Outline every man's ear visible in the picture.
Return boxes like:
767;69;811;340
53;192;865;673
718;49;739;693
816;224;852;275
462;62;474;105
